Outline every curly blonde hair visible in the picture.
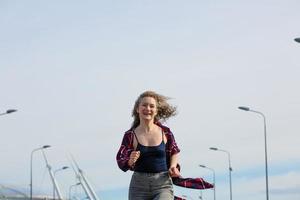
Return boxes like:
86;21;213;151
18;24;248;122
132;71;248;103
131;91;177;128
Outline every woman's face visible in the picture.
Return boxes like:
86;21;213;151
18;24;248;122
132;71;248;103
136;96;158;121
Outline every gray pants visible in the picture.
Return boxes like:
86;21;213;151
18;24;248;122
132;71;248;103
129;171;174;200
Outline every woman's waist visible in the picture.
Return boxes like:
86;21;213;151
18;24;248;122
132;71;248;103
133;171;169;177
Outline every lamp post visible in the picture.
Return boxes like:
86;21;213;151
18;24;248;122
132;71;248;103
294;38;300;43
238;106;269;200
30;145;51;200
69;183;81;200
199;165;216;200
53;166;69;200
209;147;232;200
0;109;17;116
199;190;203;200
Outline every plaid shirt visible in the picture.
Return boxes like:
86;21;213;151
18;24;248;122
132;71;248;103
116;122;213;198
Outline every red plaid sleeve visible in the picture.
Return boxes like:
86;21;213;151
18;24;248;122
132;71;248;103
116;131;134;172
165;130;180;156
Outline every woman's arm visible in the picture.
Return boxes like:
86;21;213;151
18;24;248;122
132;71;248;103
169;153;181;177
169;152;179;168
116;132;134;172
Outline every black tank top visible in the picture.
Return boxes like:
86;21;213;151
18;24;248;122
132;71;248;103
133;130;168;173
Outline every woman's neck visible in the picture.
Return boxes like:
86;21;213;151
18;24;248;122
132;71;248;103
138;120;156;133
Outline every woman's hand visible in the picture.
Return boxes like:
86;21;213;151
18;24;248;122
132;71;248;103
128;151;140;167
169;166;180;177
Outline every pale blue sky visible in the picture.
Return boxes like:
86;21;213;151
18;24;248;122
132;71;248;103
1;1;300;200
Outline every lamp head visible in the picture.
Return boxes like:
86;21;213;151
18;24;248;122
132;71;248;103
209;147;218;151
238;106;250;111
42;145;51;149
6;109;17;114
62;166;69;170
199;164;206;168
295;38;300;43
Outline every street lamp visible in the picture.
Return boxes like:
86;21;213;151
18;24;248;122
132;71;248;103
209;147;232;200
199;165;216;200
69;183;81;200
294;38;300;43
238;106;269;200
30;145;51;200
53;166;69;200
0;109;17;116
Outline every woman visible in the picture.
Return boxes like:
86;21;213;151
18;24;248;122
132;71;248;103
116;90;181;200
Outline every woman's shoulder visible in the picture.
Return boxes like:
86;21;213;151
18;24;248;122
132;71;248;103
156;122;173;135
119;129;135;146
124;129;134;136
